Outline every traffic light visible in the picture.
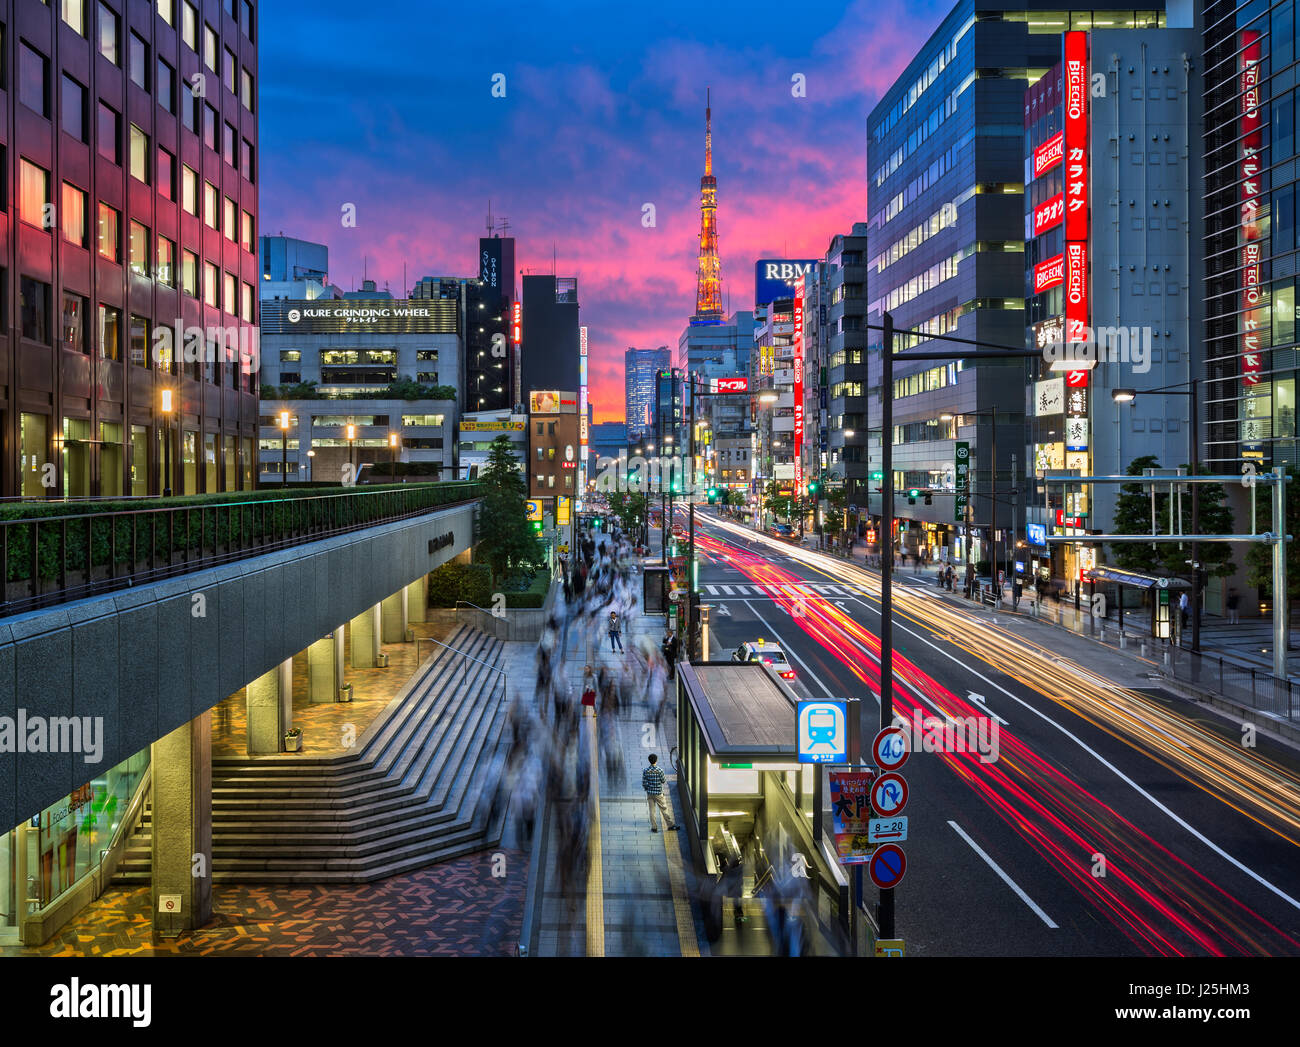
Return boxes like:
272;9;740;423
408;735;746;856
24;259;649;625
907;489;920;505
870;471;884;482
531;520;543;533
707;486;719;504
924;491;933;506
592;516;603;530
807;480;820;497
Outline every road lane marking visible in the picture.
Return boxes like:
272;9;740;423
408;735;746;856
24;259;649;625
586;706;604;957
744;601;841;701
948;820;1058;929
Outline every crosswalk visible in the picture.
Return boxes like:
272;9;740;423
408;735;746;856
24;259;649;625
698;582;870;599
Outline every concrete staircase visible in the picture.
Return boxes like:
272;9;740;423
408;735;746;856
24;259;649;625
112;626;511;884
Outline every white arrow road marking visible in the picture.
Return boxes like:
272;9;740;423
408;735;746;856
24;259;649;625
966;692;1009;726
714;603;732;617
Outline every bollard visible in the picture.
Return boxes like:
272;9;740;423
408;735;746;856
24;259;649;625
1140;641;1147;658
1119;632;1126;649
1163;649;1170;667
1099;624;1105;642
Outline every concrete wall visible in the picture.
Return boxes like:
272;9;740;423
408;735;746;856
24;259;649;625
0;501;476;830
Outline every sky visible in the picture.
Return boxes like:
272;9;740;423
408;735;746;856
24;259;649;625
258;0;952;422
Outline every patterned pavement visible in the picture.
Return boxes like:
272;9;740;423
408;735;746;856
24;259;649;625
2;849;527;957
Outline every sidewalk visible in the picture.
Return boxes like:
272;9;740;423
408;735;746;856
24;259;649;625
515;541;708;957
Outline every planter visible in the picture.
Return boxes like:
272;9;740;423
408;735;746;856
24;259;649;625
284;731;303;753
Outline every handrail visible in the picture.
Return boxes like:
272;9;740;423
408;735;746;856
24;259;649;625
416;634;506;677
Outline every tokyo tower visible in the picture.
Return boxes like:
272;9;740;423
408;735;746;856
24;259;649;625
694;89;723;322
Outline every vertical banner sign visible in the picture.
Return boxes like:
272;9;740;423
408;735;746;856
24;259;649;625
579;326;589;495
792;284;805;492
954;441;969;524
512;302;522;345
1063;31;1090;398
1241;30;1264;389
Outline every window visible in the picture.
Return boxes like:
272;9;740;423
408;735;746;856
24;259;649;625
240;68;253;110
240;209;254;250
241;281;253;321
181;79;196;131
224;48;236;93
157;235;175;286
204;261;218;306
222;121;235;166
182;165;198;214
203;24;217;70
224;0;235;17
62;0;87;35
61;74;86;140
62;292;88;352
182;2;197;50
223;271;235;313
241;138;254;181
97;102;120;163
21;278;51;344
62;182;88;246
223;196;235;240
203;103;217;150
157;146;175;199
130;314;148;366
128;31;148;89
99;2;120;65
242;1;253;39
20;42;49;117
97;202;120;261
98;303;121;360
157;58;174;112
203;181;217;227
129;124;149;183
159;0;174;26
182;250;198;296
128;220;149;276
19;160;50;228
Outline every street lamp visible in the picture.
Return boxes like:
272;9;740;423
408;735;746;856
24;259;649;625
278;410;291;488
306;448;315;482
1111;379;1201;653
389;431;399;477
160;388;175;497
346;423;357;481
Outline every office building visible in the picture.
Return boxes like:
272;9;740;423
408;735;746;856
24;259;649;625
520;274;579;398
3;0;261;498
459;236;516;414
259;235;339;300
458;408;526;480
626;346;670;440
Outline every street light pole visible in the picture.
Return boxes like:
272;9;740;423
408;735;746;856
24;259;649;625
878;311;896;941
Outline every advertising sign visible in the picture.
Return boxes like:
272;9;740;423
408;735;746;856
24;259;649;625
796;700;848;764
755;259;817;306
954;441;969;524
1033;194;1064;236
1241;29;1264;388
460;421;524;431
1065;417;1088;451
829;771;877;865
1063;31;1089;242
512;302;522;345
480;239;502;293
274;299;457;335
714;377;748;393
1034;378;1065;416
1026;522;1047;547
792;285;805;491
529;390;578;414
1033;131;1064;178
1033;254;1064;294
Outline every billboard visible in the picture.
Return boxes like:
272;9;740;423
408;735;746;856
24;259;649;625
792;285;805;492
271;299;458;334
480;239;502;294
1241;29;1264;389
755;259;817;307
529;390;578;414
1033;194;1064;236
1033;131;1064;178
1033;254;1064;294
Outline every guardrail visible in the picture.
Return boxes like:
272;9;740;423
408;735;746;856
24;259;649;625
0;482;482;618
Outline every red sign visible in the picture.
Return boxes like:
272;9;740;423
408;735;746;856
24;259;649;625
1065;241;1088;345
715;377;748;393
1033;194;1064;236
511;302;521;345
829;770;877;864
868;843;907;889
1241;29;1263;387
872;726;910;771
1033;254;1064;294
1063;31;1089;242
1066;369;1089;387
792;285;805;491
870;772;909;817
1033;131;1064;177
1056;510;1086;528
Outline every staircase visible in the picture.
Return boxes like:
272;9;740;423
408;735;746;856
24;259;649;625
113;626;511;884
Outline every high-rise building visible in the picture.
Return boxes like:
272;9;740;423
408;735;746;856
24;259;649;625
259;235;339;300
626;346;670;439
4;0;261;498
520;274;580;398
823;226;870;506
1204;0;1298;471
867;0;1169;560
461;236;516;414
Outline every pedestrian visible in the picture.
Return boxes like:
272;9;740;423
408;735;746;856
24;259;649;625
1227;587;1240;625
1012;577;1022;611
580;665;597;710
641;753;679;832
1179;591;1189;634
663;628;680;678
608;610;624;653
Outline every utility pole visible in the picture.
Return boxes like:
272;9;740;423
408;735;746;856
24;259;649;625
878;312;896;940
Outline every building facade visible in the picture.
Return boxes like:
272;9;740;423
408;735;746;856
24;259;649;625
4;0;261;498
625;345;669;440
520;274;579;400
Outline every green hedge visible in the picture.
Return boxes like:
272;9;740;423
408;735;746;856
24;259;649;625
503;569;551;609
2;482;482;585
427;562;493;607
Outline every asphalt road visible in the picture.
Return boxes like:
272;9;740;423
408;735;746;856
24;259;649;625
687;507;1300;957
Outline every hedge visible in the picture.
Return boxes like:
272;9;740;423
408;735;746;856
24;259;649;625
427;562;493;607
503;569;551;609
2;481;482;586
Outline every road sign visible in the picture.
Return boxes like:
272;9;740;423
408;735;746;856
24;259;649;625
868;816;908;843
525;500;543;522
849;503;858;514
872;726;910;771
828;771;876;865
797;700;848;764
875;938;906;958
870;772;908;817
869;843;907;889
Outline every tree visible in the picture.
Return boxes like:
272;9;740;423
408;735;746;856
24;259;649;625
821;487;847;535
1245;463;1300;603
607;490;649;534
1109;455;1166;574
475;435;541;586
762;480;790;519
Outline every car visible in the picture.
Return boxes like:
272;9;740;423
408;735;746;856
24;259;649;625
731;639;796;681
770;523;795;540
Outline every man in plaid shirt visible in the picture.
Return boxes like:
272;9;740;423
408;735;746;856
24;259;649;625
641;754;679;832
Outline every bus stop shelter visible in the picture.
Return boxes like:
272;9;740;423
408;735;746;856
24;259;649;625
1085;565;1191;639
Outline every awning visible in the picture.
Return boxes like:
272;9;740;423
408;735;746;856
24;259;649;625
1085;566;1191;590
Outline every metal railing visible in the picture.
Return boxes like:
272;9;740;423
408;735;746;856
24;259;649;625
0;482;481;618
454;600;547;643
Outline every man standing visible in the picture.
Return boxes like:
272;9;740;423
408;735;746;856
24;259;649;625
642;754;679;833
608;611;624;653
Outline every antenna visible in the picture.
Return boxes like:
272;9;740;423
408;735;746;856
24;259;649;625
486;199;494;236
